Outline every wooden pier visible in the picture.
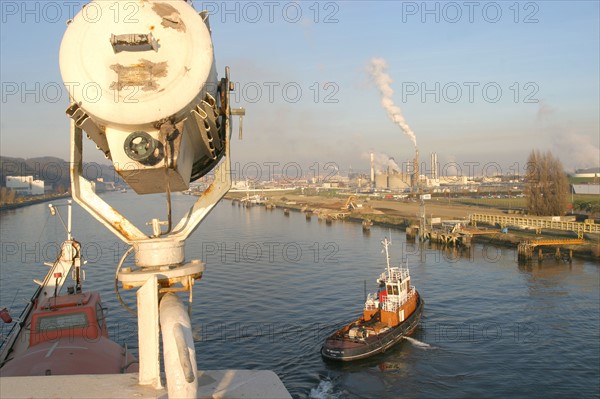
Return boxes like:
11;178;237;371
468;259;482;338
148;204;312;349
406;225;498;247
362;219;373;231
470;214;599;238
517;239;585;262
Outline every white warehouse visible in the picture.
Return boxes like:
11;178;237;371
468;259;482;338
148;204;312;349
6;176;45;195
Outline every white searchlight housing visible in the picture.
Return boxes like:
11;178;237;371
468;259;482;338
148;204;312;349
59;2;250;395
60;1;228;194
60;0;245;255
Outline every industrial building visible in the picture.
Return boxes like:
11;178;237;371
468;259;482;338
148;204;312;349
5;176;45;195
374;171;412;191
573;168;600;178
90;177;115;193
370;150;440;191
572;184;600;195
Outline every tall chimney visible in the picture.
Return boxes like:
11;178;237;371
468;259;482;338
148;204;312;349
370;152;375;188
431;152;438;180
413;147;420;189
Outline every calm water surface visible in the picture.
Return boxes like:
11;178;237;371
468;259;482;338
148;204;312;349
1;192;599;398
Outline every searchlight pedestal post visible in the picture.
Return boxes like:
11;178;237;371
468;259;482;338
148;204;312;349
69;72;242;396
62;2;245;396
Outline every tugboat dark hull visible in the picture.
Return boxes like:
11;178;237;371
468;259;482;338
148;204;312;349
321;296;424;361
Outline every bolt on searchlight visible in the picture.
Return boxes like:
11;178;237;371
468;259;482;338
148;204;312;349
59;1;245;395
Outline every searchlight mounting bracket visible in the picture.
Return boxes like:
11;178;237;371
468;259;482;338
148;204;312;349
69;67;244;287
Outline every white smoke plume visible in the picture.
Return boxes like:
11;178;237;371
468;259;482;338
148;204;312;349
552;132;600;171
536;101;599;171
388;158;401;173
363;152;402;174
368;57;417;148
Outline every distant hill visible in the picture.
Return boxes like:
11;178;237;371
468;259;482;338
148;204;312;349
0;156;118;192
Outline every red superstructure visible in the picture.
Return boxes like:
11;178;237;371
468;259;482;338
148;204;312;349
1;280;138;377
30;292;104;346
0;206;138;377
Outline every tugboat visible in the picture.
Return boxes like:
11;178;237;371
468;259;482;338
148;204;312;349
321;238;424;361
0;202;137;376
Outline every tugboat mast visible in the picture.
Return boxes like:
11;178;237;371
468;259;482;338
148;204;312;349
383;238;392;277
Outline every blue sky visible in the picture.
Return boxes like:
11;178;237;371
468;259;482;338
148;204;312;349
1;1;598;176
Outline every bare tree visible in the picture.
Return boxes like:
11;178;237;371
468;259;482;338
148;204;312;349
0;187;17;205
525;150;569;216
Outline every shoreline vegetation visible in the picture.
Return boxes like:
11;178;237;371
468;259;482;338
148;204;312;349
0;193;70;211
225;191;600;262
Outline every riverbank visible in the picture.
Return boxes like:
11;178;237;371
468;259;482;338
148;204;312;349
225;192;599;261
0;193;70;212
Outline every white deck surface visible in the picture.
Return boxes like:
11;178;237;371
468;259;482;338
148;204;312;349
0;370;292;398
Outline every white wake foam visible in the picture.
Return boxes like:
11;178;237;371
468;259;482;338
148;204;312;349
404;336;435;349
309;379;342;399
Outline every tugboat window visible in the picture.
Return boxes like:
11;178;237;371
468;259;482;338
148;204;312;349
37;312;88;332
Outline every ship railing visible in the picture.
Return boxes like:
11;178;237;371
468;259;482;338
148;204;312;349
381;288;417;312
0;281;40;364
382;300;398;312
379;267;410;283
364;293;378;310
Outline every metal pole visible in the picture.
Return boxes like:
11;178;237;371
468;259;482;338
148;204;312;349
571;184;574;214
67;199;73;240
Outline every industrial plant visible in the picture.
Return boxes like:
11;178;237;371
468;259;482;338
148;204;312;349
369;150;450;192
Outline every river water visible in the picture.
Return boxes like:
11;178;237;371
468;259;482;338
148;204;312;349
1;192;599;398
